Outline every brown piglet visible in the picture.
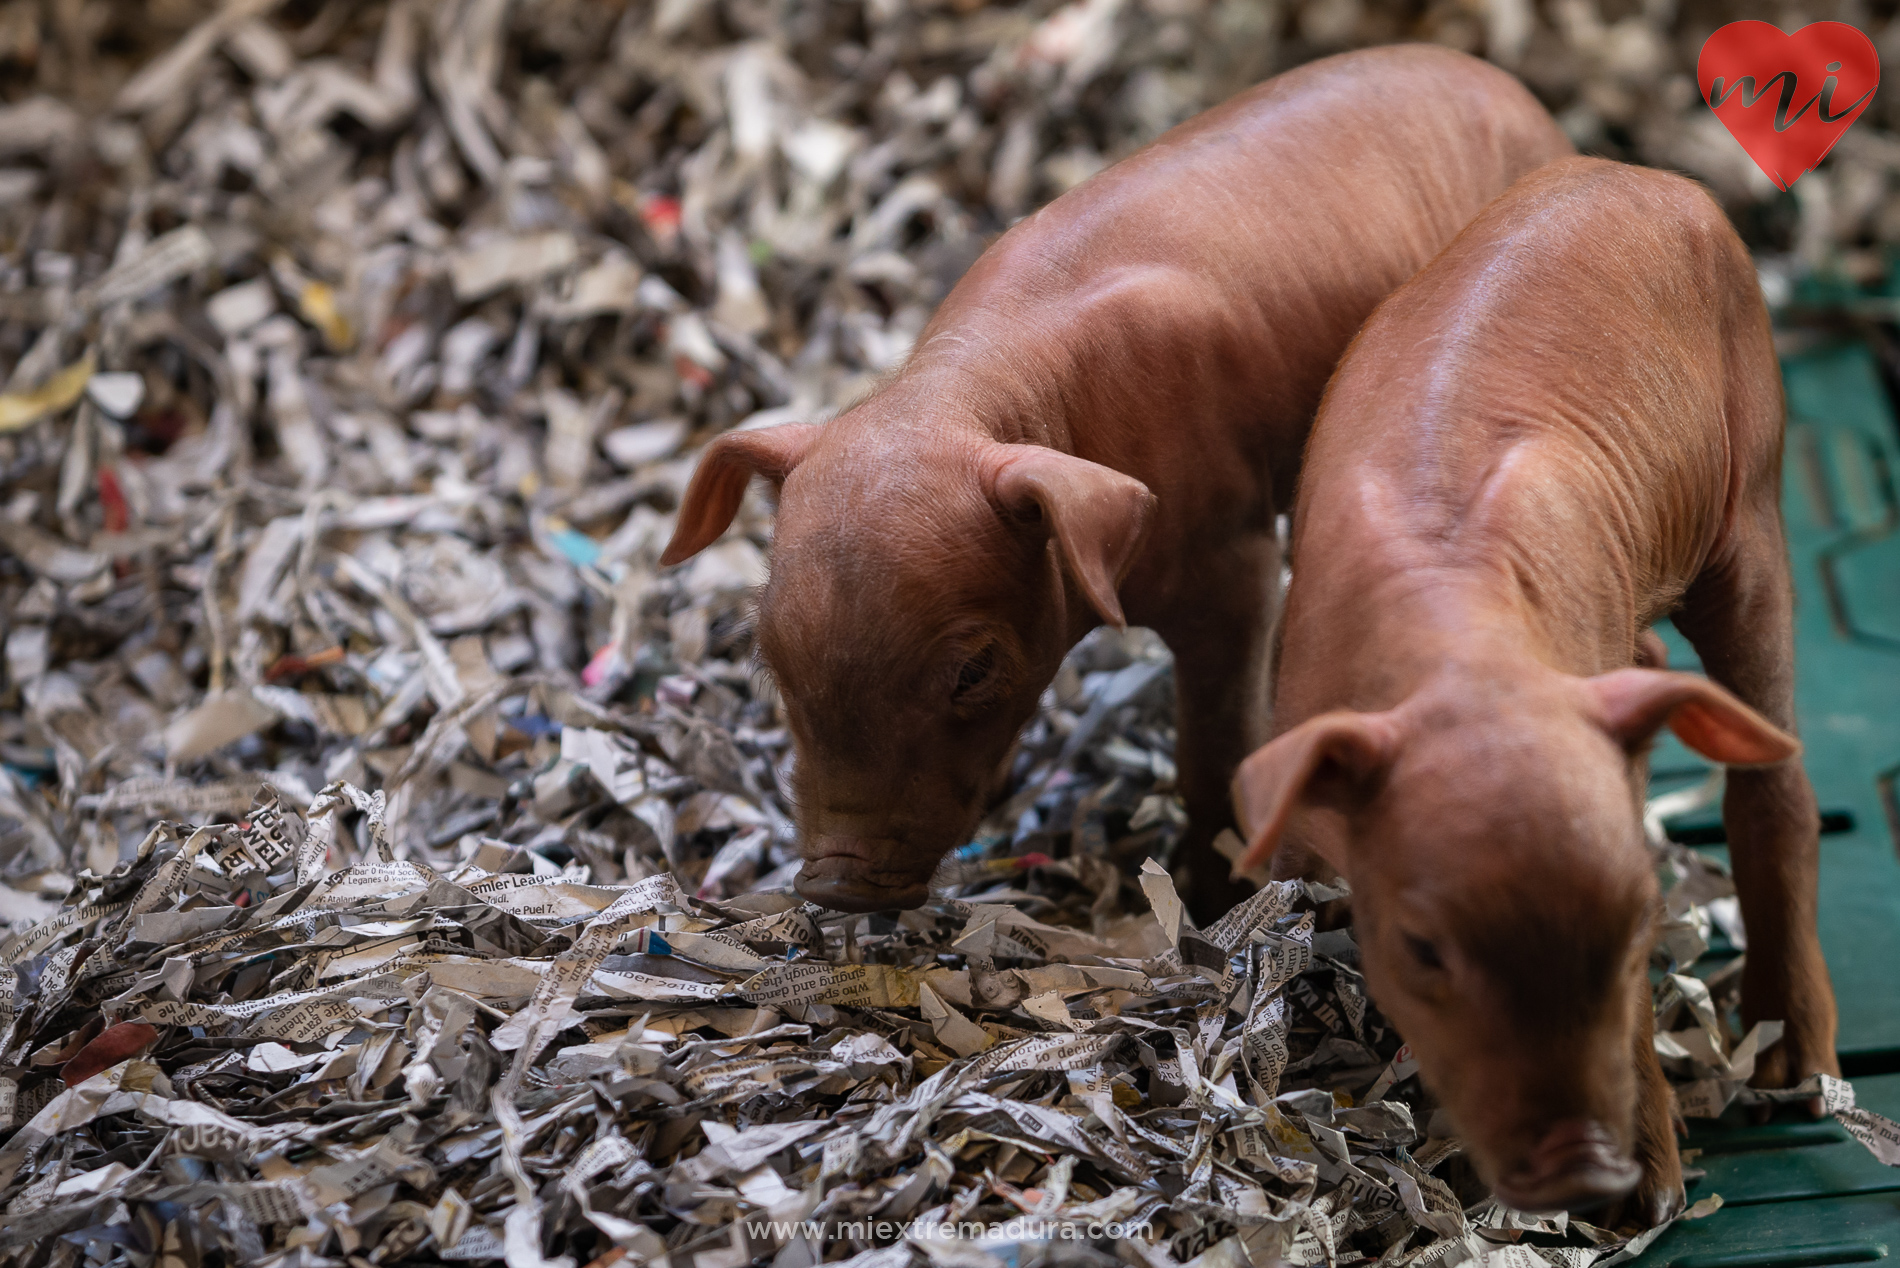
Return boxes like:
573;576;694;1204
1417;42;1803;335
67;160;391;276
1232;157;1839;1224
659;46;1572;918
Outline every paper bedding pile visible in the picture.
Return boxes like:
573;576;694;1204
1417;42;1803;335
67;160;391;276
1;2;1898;1267
4;744;1898;1268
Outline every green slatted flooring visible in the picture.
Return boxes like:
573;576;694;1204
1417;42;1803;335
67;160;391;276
1689;1075;1900;1206
1638;338;1900;1265
1644;1194;1900;1268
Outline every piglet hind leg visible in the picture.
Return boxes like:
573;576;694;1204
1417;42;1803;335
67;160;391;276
1674;506;1841;1116
1152;534;1280;927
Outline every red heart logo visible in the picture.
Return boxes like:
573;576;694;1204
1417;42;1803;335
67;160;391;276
1698;21;1880;191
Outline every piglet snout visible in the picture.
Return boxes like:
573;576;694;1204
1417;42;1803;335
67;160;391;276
795;839;932;912
1494;1119;1642;1214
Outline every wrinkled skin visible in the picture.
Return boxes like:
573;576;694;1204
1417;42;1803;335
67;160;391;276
660;46;1573;915
1234;159;1840;1224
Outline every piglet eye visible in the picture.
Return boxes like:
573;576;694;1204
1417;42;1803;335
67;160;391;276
953;644;996;702
1405;934;1443;970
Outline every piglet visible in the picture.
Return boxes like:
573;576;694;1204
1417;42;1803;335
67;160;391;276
1233;157;1839;1223
661;46;1572;916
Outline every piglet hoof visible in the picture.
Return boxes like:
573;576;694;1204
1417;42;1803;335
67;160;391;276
1598;1171;1684;1236
1598;1087;1685;1234
1747;1038;1837;1122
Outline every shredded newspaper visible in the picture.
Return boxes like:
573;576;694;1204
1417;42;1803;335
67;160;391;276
3;2;1899;1268
1;728;1896;1268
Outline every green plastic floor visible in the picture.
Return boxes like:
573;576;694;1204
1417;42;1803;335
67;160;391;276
1638;338;1900;1266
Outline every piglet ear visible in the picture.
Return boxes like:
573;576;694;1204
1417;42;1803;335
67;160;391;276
1230;711;1401;880
989;446;1156;628
660;423;821;566
1583;668;1799;767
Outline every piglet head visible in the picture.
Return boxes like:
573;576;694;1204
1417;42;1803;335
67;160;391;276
662;420;1154;911
1231;666;1797;1213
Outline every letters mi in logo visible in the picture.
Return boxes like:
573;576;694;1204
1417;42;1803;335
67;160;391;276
1698;21;1881;190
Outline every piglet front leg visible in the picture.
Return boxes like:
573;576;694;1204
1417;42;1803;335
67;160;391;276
1150;533;1280;927
1676;502;1840;1116
1724;763;1840;1111
1602;968;1685;1231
